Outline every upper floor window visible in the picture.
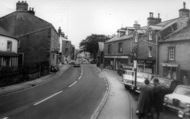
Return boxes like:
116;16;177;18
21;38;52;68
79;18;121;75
108;44;112;54
7;41;12;52
149;31;153;41
168;47;175;61
134;33;138;43
118;42;123;53
148;46;152;57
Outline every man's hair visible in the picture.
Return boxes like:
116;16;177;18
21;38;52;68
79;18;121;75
153;78;159;84
144;78;150;85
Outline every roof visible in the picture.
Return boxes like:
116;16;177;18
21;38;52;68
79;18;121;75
161;25;190;42
0;11;52;37
106;34;133;43
156;18;179;27
0;26;16;39
0;51;18;56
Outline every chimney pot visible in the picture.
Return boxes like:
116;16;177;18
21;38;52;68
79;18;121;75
183;1;186;9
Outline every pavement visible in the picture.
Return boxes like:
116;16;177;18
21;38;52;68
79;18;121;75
97;69;138;119
0;64;71;96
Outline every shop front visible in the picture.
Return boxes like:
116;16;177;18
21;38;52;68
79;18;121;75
137;59;155;74
161;63;179;80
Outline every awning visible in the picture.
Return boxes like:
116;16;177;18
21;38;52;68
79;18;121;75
161;63;179;67
0;51;18;57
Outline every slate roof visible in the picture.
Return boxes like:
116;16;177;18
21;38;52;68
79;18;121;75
161;25;190;42
0;11;52;37
106;34;133;43
0;26;15;38
156;18;179;27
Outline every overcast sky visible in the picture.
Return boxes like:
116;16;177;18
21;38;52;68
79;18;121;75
0;0;188;48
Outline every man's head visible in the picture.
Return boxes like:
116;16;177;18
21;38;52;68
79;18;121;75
144;78;150;85
153;78;159;86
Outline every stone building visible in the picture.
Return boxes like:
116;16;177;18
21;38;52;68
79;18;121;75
58;27;75;64
0;1;60;79
158;2;190;85
104;21;158;74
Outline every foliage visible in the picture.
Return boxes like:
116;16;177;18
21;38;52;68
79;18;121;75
79;34;109;59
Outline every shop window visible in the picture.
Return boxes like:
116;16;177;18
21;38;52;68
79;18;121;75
118;42;123;53
168;47;175;61
7;41;12;52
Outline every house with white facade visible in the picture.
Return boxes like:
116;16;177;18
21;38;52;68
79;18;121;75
0;26;19;86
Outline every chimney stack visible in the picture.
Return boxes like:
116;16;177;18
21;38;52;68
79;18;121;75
179;2;190;17
28;7;35;15
16;1;28;11
147;12;162;25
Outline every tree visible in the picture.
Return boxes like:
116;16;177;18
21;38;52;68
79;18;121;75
80;34;109;59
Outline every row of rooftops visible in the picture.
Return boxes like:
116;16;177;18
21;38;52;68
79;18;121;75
106;2;190;43
0;1;68;41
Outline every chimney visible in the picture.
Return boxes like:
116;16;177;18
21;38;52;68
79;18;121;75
58;27;62;36
58;27;65;37
157;13;162;23
28;7;35;15
179;2;190;17
147;12;161;25
133;21;141;29
16;1;28;11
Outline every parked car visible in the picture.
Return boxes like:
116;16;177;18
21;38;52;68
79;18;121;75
73;61;80;67
50;65;59;72
69;60;75;65
163;85;190;119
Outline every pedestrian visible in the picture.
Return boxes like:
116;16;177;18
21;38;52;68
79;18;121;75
152;78;164;119
136;78;153;119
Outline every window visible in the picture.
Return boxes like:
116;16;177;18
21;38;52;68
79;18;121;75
118;42;123;53
7;41;12;52
148;46;152;57
168;47;175;61
108;44;111;54
149;31;153;40
134;33;138;43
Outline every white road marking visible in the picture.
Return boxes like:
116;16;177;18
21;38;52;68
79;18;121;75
33;91;63;106
78;76;81;80
2;117;8;119
68;81;77;88
78;68;83;80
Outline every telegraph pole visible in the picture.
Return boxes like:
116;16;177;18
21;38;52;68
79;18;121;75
133;31;138;90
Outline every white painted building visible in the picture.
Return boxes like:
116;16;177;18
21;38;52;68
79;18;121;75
0;27;19;68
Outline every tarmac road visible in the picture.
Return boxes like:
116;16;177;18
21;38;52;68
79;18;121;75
0;64;106;119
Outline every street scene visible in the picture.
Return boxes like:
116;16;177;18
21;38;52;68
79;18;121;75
0;0;190;119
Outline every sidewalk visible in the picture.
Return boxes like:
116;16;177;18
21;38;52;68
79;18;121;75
0;64;71;96
98;69;138;119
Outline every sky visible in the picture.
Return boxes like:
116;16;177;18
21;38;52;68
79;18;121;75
0;0;188;49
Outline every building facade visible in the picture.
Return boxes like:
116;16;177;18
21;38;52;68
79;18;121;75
0;1;60;78
0;27;19;85
104;23;157;74
58;27;75;64
154;2;190;85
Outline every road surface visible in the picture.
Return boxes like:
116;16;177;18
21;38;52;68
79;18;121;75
0;64;106;119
